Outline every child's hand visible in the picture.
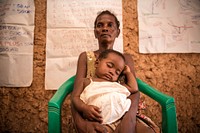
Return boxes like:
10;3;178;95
123;65;131;74
82;105;103;123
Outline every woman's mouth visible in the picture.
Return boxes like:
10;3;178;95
101;34;110;37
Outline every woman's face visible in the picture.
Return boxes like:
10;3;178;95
94;14;120;45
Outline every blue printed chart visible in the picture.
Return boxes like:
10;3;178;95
45;0;123;90
0;0;35;87
138;0;200;53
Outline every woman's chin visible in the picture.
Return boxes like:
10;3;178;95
101;39;112;46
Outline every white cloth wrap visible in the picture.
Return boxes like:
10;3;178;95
80;81;131;124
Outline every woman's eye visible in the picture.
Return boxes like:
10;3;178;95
108;23;113;27
97;23;102;28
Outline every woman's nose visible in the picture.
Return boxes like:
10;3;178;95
102;26;108;32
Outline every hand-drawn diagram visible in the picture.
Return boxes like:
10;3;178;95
138;0;200;53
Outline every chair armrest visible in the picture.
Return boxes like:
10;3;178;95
136;78;174;105
48;76;75;133
136;78;178;133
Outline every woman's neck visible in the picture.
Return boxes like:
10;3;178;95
94;43;113;58
98;41;114;50
94;48;112;58
98;45;113;52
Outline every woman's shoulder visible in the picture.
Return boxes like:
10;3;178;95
123;53;132;59
122;52;136;74
123;53;134;63
79;51;96;65
77;52;87;65
78;51;95;59
79;51;87;58
78;51;93;62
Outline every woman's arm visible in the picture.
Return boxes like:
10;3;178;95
116;92;140;133
71;52;88;132
71;52;105;133
73;52;87;90
124;53;137;77
72;78;87;113
123;53;139;93
115;53;140;133
123;65;138;93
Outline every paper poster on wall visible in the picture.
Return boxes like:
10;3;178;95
46;0;123;90
138;0;200;53
0;0;35;87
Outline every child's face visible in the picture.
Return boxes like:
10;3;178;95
95;53;125;82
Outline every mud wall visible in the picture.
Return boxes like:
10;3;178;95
0;0;199;132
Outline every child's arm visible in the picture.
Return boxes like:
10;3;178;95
122;65;138;93
71;78;102;122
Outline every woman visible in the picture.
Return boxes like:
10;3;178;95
71;10;159;133
72;49;138;132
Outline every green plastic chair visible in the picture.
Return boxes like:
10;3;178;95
48;75;178;133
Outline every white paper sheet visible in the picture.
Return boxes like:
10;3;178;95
46;0;123;90
138;0;200;53
0;0;35;87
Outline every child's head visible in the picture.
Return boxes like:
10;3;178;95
95;49;125;82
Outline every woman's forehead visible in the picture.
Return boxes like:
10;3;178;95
96;14;116;23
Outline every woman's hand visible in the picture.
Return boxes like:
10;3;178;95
82;105;103;123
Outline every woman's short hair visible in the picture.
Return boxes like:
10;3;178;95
94;10;120;29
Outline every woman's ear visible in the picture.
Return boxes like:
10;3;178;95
94;29;98;38
116;29;120;37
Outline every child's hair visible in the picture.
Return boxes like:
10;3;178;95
98;49;125;62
